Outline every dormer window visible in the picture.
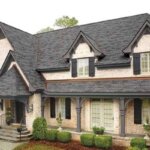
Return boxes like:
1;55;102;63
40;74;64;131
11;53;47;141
77;58;89;76
141;52;150;73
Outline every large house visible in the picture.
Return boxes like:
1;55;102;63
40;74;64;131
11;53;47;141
0;13;150;138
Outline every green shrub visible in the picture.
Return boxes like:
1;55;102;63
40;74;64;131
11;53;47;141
128;147;141;150
92;126;105;135
32;117;47;140
94;135;112;149
46;129;58;141
80;134;95;147
57;131;71;143
130;138;146;149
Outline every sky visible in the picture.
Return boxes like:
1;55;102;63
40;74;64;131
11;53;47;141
0;0;150;34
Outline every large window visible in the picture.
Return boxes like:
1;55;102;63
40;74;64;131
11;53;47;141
141;53;150;73
91;99;114;131
142;99;150;124
77;58;89;76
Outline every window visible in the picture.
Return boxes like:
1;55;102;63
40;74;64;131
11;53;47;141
58;98;66;119
142;99;150;124
141;53;150;73
77;58;89;76
91;99;114;131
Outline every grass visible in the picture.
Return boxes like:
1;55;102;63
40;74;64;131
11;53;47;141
13;143;62;150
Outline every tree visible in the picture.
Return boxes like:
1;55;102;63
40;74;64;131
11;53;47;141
37;26;53;34
54;16;78;28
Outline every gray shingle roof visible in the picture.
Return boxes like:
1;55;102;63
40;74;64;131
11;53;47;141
0;22;45;90
46;79;150;94
36;13;150;70
0;67;30;97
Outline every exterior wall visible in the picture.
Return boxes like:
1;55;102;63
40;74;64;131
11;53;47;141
26;93;42;131
134;35;150;53
125;100;144;135
0;38;14;68
44;98;77;129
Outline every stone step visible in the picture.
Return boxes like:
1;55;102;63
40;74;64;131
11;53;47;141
0;125;32;142
0;131;32;138
0;128;30;135
0;135;32;142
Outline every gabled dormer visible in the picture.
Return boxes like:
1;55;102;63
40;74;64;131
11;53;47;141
123;21;150;75
63;31;104;78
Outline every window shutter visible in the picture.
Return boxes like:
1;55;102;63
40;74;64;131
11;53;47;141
134;98;142;124
65;98;71;119
50;97;56;118
133;53;140;75
72;59;77;77
89;57;95;77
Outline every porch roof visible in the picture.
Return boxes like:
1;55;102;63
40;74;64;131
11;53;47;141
0;67;31;98
45;78;150;97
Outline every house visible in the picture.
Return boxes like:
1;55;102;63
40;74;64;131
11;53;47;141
0;13;150;138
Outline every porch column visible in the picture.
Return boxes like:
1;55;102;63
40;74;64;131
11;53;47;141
119;98;126;137
41;97;46;117
76;97;82;132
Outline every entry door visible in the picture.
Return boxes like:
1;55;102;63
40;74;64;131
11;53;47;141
15;101;25;124
91;99;114;131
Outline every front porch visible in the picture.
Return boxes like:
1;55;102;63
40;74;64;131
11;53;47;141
42;94;150;138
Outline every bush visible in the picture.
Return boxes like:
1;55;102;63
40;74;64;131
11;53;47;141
46;129;58;141
94;135;112;149
128;147;141;150
80;134;95;147
92;126;105;135
32;117;47;140
57;131;71;143
130;138;146;149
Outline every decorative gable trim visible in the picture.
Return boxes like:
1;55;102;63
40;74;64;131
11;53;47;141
63;31;103;59
123;20;150;54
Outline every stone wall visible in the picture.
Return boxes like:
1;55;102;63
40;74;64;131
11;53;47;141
44;98;120;134
26;93;42;131
125;100;144;135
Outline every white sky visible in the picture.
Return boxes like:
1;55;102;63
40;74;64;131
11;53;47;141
0;0;150;34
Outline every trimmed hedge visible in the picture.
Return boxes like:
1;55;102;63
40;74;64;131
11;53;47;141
57;131;72;143
80;134;95;147
130;138;146;149
92;126;105;135
46;129;58;141
94;135;112;149
32;117;47;140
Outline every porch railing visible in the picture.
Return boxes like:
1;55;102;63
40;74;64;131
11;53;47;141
0;113;6;127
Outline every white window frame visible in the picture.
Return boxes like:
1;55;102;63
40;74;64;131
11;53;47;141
141;53;150;74
142;99;150;124
77;58;89;77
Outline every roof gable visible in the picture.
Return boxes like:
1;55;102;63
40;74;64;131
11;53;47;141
63;31;103;59
0;66;31;97
123;20;150;53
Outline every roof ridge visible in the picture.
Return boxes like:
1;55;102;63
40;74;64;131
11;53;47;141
0;21;32;36
34;13;149;36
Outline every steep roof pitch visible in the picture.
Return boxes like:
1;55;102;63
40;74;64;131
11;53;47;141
0;22;45;90
0;66;31;97
36;13;150;70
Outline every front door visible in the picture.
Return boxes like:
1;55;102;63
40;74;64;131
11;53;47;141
15;101;25;124
91;99;114;131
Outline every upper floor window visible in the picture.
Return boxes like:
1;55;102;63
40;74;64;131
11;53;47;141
141;53;150;73
77;58;89;76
